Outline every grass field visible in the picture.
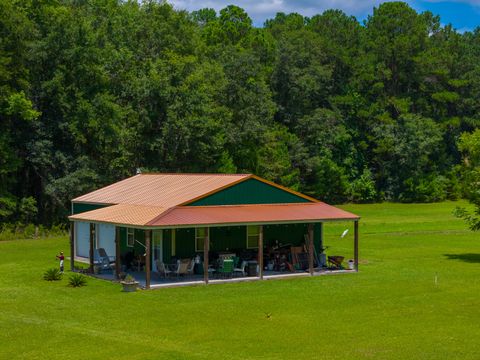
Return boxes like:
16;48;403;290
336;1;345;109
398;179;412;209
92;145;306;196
1;201;479;359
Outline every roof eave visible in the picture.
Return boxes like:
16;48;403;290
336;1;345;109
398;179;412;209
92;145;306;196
68;216;360;229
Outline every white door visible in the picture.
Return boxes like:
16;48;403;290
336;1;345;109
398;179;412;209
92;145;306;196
152;230;163;272
96;223;116;258
76;221;90;258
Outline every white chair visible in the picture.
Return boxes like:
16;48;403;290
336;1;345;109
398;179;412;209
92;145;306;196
234;260;247;277
156;260;172;278
175;259;190;277
186;258;195;277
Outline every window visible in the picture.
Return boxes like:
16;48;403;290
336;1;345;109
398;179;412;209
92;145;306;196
246;225;260;249
127;228;134;247
195;228;208;252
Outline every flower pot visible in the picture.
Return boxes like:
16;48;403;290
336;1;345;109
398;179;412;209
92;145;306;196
121;281;139;292
347;260;354;270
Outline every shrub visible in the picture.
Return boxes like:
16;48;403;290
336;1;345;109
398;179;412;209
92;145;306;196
0;222;67;241
43;268;63;281
68;273;87;287
348;168;377;203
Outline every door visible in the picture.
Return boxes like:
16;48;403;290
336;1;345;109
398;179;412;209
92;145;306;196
75;221;90;258
152;230;163;272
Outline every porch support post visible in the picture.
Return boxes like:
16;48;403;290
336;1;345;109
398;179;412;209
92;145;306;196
69;222;74;272
203;228;210;284
115;227;121;279
89;223;95;273
258;225;264;279
354;220;359;272
145;230;151;289
308;223;314;275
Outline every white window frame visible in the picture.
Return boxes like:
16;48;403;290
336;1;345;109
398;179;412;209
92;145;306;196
246;225;260;249
195;228;207;252
127;228;134;247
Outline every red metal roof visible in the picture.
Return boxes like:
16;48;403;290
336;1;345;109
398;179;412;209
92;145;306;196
69;173;360;226
72;173;250;207
69;204;167;226
68;202;359;227
148;203;359;227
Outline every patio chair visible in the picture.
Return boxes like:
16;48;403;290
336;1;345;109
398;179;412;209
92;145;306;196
217;259;234;279
233;260;248;277
186;258;195;277
156;260;172;278
94;248;115;271
175;259;190;277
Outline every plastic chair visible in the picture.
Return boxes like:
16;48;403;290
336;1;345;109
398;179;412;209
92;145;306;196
234;260;247;277
94;248;115;271
217;259;234;279
156;260;172;278
175;259;190;277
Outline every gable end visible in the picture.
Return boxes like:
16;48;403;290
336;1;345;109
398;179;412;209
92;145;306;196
186;178;313;206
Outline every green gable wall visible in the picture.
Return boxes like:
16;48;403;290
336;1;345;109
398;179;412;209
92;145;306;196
72;202;109;215
187;178;311;206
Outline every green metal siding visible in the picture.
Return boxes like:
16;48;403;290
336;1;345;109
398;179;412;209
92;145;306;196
263;223;307;248
119;227;146;256
175;228;195;258
173;227;249;258
157;224;321;260
114;223;322;264
187;178;311;206
210;226;246;252
162;229;172;263
72;202;109;215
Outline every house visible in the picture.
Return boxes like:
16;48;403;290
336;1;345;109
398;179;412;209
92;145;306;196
68;173;360;289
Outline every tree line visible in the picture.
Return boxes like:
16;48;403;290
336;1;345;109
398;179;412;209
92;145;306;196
1;0;480;226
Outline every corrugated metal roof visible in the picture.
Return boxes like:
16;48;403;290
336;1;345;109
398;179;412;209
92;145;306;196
69;204;167;226
68;202;359;227
149;203;359;227
72;173;250;207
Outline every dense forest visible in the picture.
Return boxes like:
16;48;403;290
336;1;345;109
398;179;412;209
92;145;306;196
1;0;480;226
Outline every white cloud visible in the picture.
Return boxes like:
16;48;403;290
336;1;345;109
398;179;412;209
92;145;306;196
169;0;387;24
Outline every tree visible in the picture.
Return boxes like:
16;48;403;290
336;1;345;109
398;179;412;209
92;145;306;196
454;129;480;230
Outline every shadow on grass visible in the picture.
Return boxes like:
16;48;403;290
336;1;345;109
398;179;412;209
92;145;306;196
444;253;480;263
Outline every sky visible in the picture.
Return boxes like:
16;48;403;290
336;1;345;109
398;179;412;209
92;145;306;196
168;0;480;31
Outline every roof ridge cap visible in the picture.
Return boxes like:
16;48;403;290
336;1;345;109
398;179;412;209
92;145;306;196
140;173;251;176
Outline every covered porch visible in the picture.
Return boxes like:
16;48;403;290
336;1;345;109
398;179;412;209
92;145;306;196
70;219;360;289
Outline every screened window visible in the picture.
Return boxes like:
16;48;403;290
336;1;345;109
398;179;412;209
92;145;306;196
246;225;260;249
127;228;134;247
195;228;208;252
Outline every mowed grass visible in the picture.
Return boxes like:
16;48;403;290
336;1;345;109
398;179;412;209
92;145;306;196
1;201;479;359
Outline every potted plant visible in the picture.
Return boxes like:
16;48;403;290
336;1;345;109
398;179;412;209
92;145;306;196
120;274;139;292
347;259;355;270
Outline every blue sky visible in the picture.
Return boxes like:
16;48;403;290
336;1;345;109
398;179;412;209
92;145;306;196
169;0;480;31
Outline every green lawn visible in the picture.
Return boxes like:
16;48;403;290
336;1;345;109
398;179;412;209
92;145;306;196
1;201;479;359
